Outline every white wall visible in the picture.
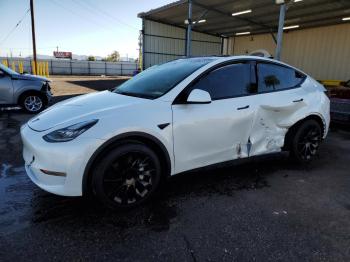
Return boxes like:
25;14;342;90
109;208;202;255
143;20;222;68
228;23;350;81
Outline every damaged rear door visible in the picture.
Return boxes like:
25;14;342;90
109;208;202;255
249;61;308;156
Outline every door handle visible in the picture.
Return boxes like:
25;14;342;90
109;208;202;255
293;98;303;103
237;105;249;110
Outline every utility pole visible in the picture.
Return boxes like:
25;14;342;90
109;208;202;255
30;0;37;73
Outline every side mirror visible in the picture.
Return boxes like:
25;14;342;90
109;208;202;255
187;89;211;104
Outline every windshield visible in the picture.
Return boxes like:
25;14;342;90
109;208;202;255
113;57;215;99
0;63;19;75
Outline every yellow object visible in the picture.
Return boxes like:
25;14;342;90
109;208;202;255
42;62;46;77
319;80;343;87
46;61;49;77
2;60;8;67
39;62;42;76
11;61;16;72
17;61;23;74
31;61;36;75
38;62;42;76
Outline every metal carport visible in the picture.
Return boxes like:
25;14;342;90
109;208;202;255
138;0;350;80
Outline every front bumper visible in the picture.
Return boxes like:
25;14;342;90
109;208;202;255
21;124;104;196
41;82;53;102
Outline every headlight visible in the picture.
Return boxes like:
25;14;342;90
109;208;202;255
43;119;98;143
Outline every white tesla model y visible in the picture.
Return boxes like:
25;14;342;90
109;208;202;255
21;56;330;209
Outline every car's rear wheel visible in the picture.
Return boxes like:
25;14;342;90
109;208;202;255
92;142;162;209
290;120;322;163
20;93;46;114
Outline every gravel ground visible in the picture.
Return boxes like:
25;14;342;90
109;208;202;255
1;77;350;261
50;75;130;96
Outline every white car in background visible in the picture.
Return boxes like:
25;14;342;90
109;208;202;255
21;56;330;209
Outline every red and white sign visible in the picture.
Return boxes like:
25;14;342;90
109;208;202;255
53;51;72;59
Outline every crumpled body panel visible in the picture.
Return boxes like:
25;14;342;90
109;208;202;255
249;100;307;156
246;78;330;157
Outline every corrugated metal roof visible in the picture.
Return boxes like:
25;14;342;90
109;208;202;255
138;0;350;37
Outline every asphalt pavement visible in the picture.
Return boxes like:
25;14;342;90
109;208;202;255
1;106;350;261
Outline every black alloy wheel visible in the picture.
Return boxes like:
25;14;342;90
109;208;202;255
92;142;162;209
291;119;322;163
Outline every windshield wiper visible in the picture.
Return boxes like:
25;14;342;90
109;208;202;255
114;90;155;99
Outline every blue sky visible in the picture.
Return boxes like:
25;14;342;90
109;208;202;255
0;0;173;58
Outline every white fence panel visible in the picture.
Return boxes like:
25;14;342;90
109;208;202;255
0;57;137;76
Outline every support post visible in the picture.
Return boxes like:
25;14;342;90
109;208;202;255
142;19;145;70
275;3;286;60
186;0;192;57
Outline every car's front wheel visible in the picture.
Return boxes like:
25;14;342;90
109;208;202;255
20;93;46;114
92;142;162;209
290;119;322;163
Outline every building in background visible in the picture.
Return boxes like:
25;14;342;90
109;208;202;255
138;0;350;81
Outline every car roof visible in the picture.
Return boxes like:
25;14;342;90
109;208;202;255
204;55;308;76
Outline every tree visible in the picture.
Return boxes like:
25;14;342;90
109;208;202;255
105;51;120;62
87;56;96;61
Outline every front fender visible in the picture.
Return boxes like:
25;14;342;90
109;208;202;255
13;79;44;102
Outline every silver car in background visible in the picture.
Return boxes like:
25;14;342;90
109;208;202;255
0;63;52;113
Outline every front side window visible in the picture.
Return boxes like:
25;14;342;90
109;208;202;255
114;58;215;99
190;63;253;100
257;63;304;93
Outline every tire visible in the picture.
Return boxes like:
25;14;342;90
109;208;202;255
20;92;47;114
290;119;322;163
92;142;162;209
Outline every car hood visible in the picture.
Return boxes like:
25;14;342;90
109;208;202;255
27;91;146;132
12;73;50;82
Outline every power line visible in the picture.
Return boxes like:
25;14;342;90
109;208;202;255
1;46;58;50
0;8;30;46
75;0;139;31
49;0;119;34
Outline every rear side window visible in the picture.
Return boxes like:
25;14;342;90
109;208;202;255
191;63;253;100
257;63;305;93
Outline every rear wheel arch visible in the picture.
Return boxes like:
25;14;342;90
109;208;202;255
82;132;171;196
283;114;325;151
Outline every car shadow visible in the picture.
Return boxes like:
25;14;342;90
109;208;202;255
25;152;300;233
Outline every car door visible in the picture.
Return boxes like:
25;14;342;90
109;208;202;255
172;61;257;174
0;70;14;104
248;62;308;156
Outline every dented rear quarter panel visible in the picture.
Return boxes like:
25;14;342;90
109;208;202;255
248;77;330;157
